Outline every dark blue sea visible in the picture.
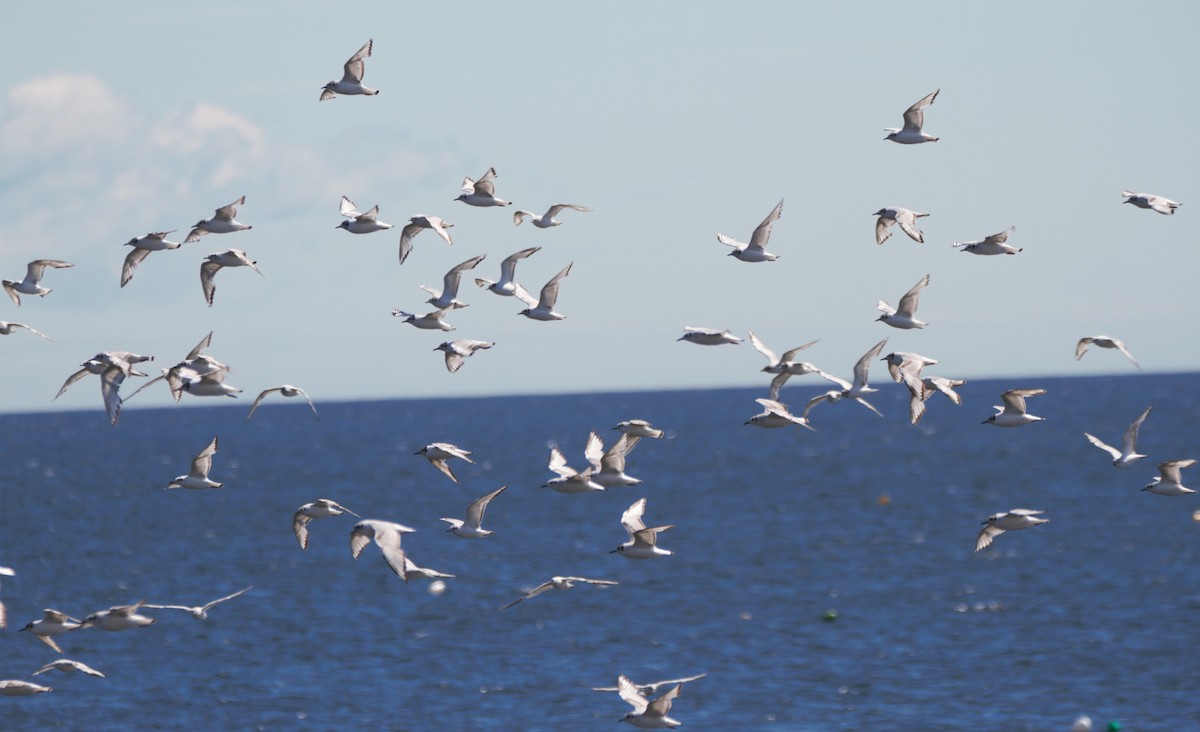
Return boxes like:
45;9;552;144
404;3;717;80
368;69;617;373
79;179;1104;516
2;373;1198;731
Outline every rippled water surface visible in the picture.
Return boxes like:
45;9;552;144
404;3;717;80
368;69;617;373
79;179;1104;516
2;373;1198;730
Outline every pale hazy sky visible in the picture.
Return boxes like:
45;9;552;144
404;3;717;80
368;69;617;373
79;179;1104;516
2;2;1197;416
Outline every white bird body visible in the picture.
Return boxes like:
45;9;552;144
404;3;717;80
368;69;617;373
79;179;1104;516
419;254;485;309
185;196;251;243
612;498;673;559
247;385;318;420
455;167;510;207
1084;406;1152;468
500;575;618;610
320;39;377;100
441;485;507;538
293;499;360;550
719;198;784;262
168;436;222;489
877;274;930;329
398;215;454;265
745;398;815;431
349;519;416;581
80;601;156;631
1143;459;1197;495
144;586;252;620
337;196;393;234
882;351;939;383
416;442;475;484
976;509;1049;551
475;246;539;302
1122;190;1180;215
513;203;591;228
586;431;643;487
20;609;83;653
1076;335;1139;370
201;248;262;306
393;308;455;332
677;326;742;346
884;89;940;144
874;207;928;245
519;262;573;321
0;680;52;696
434;340;494;373
3;259;73;306
122;231;181;287
618;674;684;728
983;388;1046;427
179;370;241;398
544;446;606;493
952;226;1021;255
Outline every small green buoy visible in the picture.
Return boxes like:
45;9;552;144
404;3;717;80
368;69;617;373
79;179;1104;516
822;609;838;622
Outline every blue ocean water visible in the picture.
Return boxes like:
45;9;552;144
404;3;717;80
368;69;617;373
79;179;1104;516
1;373;1198;731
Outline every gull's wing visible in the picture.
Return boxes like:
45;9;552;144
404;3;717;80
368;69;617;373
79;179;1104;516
875;214;894;245
901;89;939;133
853;396;884;418
768;371;790;401
398;223;421;265
778;340;819;362
747;198;784;252
584;431;605;471
472;167;498;196
427;217;453;246
213;196;245;222
646;684;681;718
141;603;193;611
896;210;926;242
621;498;648;535
546;204;591;217
465;485;506;529
441;254;486;297
1159;459;1197;483
297;390;319;419
895;274;930;317
537;262;572;309
604;434;641;471
513;282;539;308
1114;340;1140;369
500;246;540;283
1121;406;1153;453
186;332;214;361
499;580;556;610
342;39;372;83
293;513;312;550
548;447;576;478
976;524;1004;552
618;675;650;714
246;388;281;419
429;458;459;483
200;261;221;306
716;232;745;249
356;205;380;223
852;339;889;389
100;366;126;426
748;331;777;365
1000;389;1044;414
983;227;1015;245
339;196;361;218
54;367;90;401
121;248;153;288
1084;433;1122;461
190;436;219;477
200;586;252;613
36;634;64;654
1074;337;1093;361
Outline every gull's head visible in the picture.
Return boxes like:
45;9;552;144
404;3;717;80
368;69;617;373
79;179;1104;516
125;237;138;247
336;221;350;230
873;209;888;217
453;194;468;203
982;415;996;424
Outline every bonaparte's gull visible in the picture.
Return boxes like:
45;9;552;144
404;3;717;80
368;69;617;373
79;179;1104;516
677;326;742;346
247;385;318;420
613;420;664;439
20;610;82;654
121;231;181;287
719;198;784;263
53;358;140;425
586;431;643;487
123;331;226;403
499;575;618;610
392;308;455;332
1084;405;1152;468
976;509;1049;551
1122;190;1180;215
349;519;416;581
79;601;156;631
31;659;105;678
455;167;510;207
168;436;222;489
874;207;928;245
144;586;251;620
337;196;393;234
544;444;606;493
513;204;592;228
519;262;573;321
882;351;938;383
184;196;252;243
1075;336;1139;370
201;249;262;306
398;215;454;265
612;498;673;559
0;321;52;340
179;368;242;398
320;40;377;101
746;398;815;431
749;331;819;375
877;274;930;329
475;246;540;302
952;226;1021;255
419;254;484;310
441;484;507;538
909;375;966;424
293;499;360;550
1142;459;1196;495
811;338;889;418
983;389;1046;427
416;442;475;484
616;674;684;728
434;339;494;373
884;89;940;144
0;680;52;696
3;259;73;307
591;673;707;695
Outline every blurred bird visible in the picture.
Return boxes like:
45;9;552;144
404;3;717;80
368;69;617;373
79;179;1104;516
719;198;784;262
320;39;377;101
3;259;73;306
184;196;252;243
513;204;591;228
884;89;940;144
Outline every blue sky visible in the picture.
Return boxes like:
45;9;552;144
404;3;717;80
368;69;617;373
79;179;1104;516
1;2;1196;416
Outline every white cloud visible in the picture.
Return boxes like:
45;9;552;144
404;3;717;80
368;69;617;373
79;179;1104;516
0;74;130;156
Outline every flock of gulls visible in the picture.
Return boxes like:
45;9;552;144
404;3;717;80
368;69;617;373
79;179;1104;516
0;38;1188;728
